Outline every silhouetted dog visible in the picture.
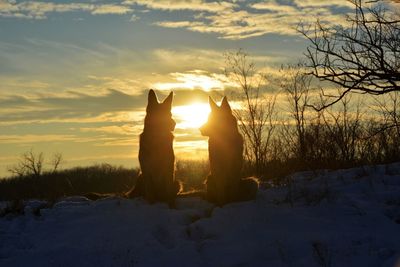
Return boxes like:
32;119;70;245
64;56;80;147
200;96;258;205
127;90;179;204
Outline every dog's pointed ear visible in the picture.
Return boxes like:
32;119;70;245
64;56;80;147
162;91;173;109
221;96;232;112
209;96;218;111
147;89;159;109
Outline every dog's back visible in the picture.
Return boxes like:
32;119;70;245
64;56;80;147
127;90;179;204
200;96;258;205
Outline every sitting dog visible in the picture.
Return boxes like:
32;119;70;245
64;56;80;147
200;96;258;205
127;90;180;204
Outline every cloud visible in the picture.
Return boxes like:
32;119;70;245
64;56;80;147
0;39;154;97
0;1;133;19
292;0;354;8
173;140;208;159
0;0;353;38
151;0;398;40
0;0;389;40
151;49;225;73
67;153;137;162
122;0;235;12
0;134;78;144
153;70;237;92
251;1;297;12
0;89;146;124
90;4;133;15
0;87;220;124
151;0;356;39
86;75;144;95
80;124;141;136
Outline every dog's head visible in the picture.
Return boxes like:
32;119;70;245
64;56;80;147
200;96;238;137
144;89;176;132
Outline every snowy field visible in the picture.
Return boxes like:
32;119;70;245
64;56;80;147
1;163;400;267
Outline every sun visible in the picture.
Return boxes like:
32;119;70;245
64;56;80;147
172;103;211;129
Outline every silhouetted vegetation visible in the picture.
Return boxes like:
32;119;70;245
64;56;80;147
256;90;400;182
0;160;213;201
299;0;400;109
8;150;63;177
0;164;139;201
223;57;400;182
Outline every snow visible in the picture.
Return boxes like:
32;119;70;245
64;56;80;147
1;163;400;267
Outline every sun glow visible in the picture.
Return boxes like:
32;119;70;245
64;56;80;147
153;72;235;92
172;103;211;129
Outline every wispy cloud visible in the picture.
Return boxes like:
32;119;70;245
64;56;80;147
151;48;225;73
0;0;385;40
0;1;133;19
122;0;235;12
0;87;218;125
153;70;237;91
90;4;133;15
0;89;146;125
80;124;141;136
154;0;354;39
0;134;78;144
292;0;354;8
86;75;144;95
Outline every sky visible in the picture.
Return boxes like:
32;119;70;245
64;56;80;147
0;0;359;176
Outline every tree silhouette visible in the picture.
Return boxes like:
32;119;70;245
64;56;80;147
300;0;400;110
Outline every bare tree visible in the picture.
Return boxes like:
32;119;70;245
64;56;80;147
374;91;400;134
299;0;400;110
320;93;364;163
8;150;63;177
224;49;277;175
50;152;63;173
280;66;313;160
370;91;400;160
8;150;44;177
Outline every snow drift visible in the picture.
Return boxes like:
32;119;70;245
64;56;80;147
1;163;400;267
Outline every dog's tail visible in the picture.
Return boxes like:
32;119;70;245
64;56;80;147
125;173;144;199
238;177;259;201
177;189;206;199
